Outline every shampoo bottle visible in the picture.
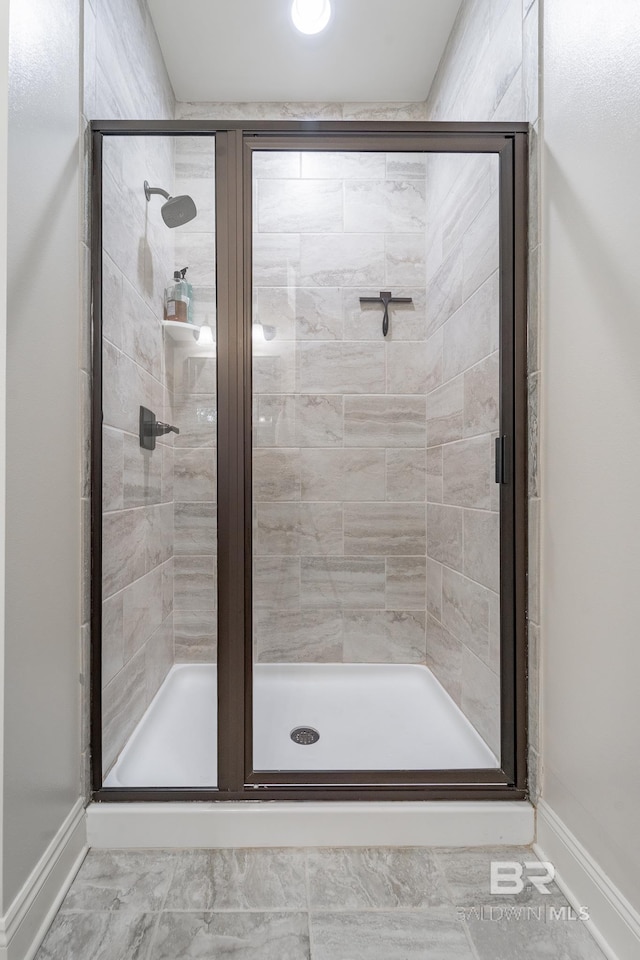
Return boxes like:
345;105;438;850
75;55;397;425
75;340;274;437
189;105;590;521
164;270;190;323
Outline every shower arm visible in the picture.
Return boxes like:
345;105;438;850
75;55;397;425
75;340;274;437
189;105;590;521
144;180;171;201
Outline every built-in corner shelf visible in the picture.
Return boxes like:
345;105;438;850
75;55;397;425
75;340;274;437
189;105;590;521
162;320;201;342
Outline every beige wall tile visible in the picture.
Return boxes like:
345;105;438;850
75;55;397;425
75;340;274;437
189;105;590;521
427;377;464;446
442;566;491;666
174;611;217;663
300;558;385;609
344;503;426;556
461;647;500;756
344;396;426;447
442;272;498;382
463;352;499;438
463;508;500;593
426;615;463;706
253;449;301;501
442;436;492;509
386;449;426;502
343;610;426;664
426;504;463;570
386;557;427;611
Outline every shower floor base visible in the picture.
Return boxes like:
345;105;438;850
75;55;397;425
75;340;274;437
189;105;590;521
104;663;498;788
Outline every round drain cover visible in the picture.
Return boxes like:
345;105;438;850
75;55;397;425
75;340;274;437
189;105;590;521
290;726;320;745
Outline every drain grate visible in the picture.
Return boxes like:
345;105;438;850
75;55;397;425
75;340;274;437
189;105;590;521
290;726;320;745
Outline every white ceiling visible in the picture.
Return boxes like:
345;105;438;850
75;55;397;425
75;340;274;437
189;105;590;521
148;0;462;103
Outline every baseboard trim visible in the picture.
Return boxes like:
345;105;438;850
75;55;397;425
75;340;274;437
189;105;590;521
0;799;88;960
87;800;534;848
535;799;640;960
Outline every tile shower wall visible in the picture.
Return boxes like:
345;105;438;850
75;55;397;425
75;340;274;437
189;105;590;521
82;0;176;780
171;137;217;664
100;136;176;774
251;152;432;669
424;154;501;755
425;0;541;785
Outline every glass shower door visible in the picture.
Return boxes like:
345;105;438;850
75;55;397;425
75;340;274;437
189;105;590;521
250;147;502;775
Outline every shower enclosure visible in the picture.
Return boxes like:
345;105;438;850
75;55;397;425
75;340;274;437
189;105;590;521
91;121;528;801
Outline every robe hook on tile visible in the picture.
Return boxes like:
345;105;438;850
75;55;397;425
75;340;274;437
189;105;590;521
359;291;413;337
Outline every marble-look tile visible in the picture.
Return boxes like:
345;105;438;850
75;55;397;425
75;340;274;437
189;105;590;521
297;341;385;394
427;376;464;447
294;287;342;340
102;427;123;512
461;646;500;755
255;609;343;663
161;442;173;504
103;340;162;436
385;449;426;501
344;503;426;556
258;178;343;233
442;436;492;509
386;342;429;394
385;557;426;611
433;846;565;906
344;180;426;234
464;352;499;437
528;620;539;755
174;502;217;555
174;232;216;289
301;151;386;180
123;435;162;508
489;588;501;675
253;233;300;286
175;136;216;180
36;911;157;960
102;507;146;598
310;912;475;960
143;502;174;571
426;446;443;503
253;448;301;501
165;848;307;910
145;616;174;703
442;566;491;665
426;559;443;620
299;234;384;287
425;244;464;338
523;0;540;125
253;343;296;395
253;557;300;610
122;565;163;662
174;447;217;501
426;504;463;570
173;177;215;235
426;615;463;705
102;592;124;686
300;558;385;609
385;234;426;285
177;352;217;396
161;559;173;620
174;611;217;663
343;101;428;121
343;611;426;664
102;254;123;350
467;910;607;960
173;556;216;611
256;503;343;557
343;288;426;342
463;509;500;593
152;912;309;960
102;648;146;772
462;196;499;302
344;396;426;447
120;276;162;381
443;271;498;381
255;395;297;447
253;150;301;179
299;449;385;501
307;848;446;910
179;100;343;121
173;397;217;447
295;395;343;446
386;153;427;180
425;327;443;392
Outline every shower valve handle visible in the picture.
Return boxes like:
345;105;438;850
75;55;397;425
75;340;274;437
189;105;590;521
154;422;180;437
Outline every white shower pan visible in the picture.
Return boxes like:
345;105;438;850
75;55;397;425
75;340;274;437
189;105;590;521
104;662;498;788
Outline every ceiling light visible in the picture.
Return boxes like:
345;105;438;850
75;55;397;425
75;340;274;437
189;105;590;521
291;0;331;35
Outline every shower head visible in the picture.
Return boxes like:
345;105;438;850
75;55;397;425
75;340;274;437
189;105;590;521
144;180;197;228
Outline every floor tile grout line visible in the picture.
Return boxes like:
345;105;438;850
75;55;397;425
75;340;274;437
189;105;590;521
142;851;180;960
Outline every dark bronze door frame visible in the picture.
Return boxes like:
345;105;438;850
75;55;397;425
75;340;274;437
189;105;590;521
90;120;529;803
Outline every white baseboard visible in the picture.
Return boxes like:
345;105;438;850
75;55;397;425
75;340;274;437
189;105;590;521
87;800;534;848
0;799;87;960
535;800;640;960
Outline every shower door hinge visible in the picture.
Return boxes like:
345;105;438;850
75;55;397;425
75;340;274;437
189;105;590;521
495;436;508;484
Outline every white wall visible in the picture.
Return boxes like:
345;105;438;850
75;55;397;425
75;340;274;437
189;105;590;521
3;0;81;911
0;0;9;919
541;0;640;917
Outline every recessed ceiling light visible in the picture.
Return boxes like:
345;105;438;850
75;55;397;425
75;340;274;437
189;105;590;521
291;0;332;35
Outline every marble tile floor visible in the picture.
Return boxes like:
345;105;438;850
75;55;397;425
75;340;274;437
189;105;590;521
36;845;607;960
